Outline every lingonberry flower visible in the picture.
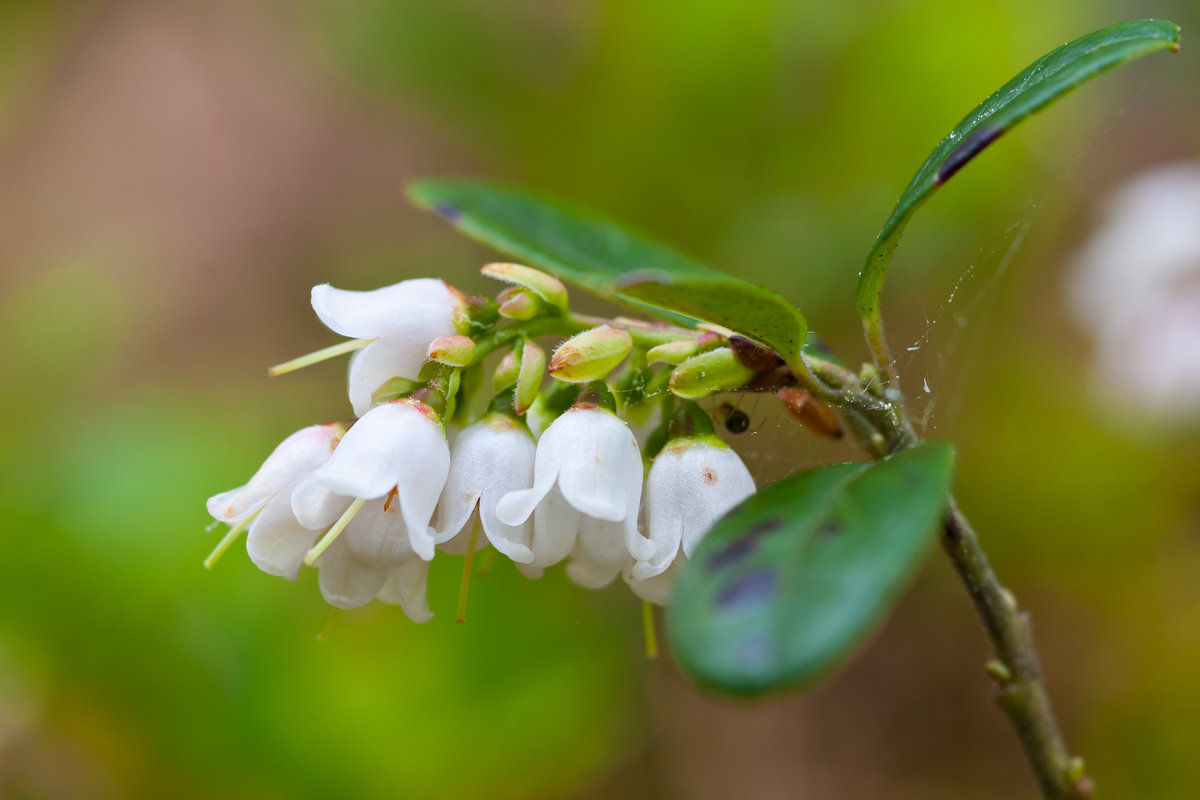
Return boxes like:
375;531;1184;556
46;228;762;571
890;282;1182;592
496;405;653;588
206;422;345;579
311;278;464;416
291;399;450;564
625;435;755;603
314;510;433;622
434;413;536;563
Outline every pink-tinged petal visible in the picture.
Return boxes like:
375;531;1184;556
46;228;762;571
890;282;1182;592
245;494;320;579
310;402;443;500
554;409;641;522
529;485;580;569
377;560;434;623
311;279;458;339
316;538;390;609
206;424;340;522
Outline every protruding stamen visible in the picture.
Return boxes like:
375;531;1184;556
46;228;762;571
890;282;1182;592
203;510;259;570
456;521;482;624
642;601;659;659
268;338;373;376
317;607;342;642
304;497;367;566
383;487;399;512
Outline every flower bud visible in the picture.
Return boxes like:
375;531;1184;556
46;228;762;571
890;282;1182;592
426;335;476;367
777;387;843;439
668;347;756;399
497;287;543;320
549;325;633;383
646;340;699;365
514;340;546;414
481;262;569;314
371;376;421;404
493;347;520;391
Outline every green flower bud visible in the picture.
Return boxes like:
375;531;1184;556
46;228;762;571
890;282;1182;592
668;347;756;399
481;262;569;314
549;325;633;383
426;335;476;367
371;376;421;405
493;347;521;392
514;340;546;414
646;339;699;365
497;287;543;320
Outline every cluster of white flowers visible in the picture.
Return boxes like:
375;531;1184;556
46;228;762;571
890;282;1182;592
207;275;757;622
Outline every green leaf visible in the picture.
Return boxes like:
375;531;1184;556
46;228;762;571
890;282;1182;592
856;19;1180;328
667;441;955;695
408;179;809;366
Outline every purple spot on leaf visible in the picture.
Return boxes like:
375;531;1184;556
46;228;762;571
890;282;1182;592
715;567;776;610
615;268;674;288
936;125;1004;185
433;203;460;221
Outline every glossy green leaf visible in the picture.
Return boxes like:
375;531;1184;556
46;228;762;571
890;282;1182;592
409;179;808;365
667;441;955;695
855;19;1180;328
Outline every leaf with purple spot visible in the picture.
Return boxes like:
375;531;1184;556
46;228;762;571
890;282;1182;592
855;19;1180;330
667;441;955;695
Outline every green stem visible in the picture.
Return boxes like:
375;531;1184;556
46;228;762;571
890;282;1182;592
801;350;1091;799
941;501;1093;799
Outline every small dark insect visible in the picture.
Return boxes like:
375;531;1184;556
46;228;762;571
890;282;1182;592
718;402;750;434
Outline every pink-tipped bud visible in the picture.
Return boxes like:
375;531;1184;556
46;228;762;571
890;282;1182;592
427;335;476;367
497;287;543;320
481;263;569;314
549;325;633;384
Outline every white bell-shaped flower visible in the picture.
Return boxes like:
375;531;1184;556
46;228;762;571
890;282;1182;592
314;503;433;622
291;399;450;564
625;436;755;602
496;405;652;588
312;278;463;416
206;423;345;579
434;414;536;563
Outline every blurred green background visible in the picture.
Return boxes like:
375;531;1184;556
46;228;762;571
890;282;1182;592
1;1;1198;797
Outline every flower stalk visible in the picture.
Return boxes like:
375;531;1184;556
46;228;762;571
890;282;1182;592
793;348;1091;799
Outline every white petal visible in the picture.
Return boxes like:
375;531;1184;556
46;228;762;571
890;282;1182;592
347;338;435;417
624;559;681;605
206;424;339;522
392;430;451;562
290;478;353;530
554;409;641;522
342;497;415;566
377;560;434;623
245;493;319;579
316;538;390;609
529;485;581;568
437;514;486;555
495;418;568;527
311;279;458;339
677;444;755;558
566;521;628;589
310;402;444;500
